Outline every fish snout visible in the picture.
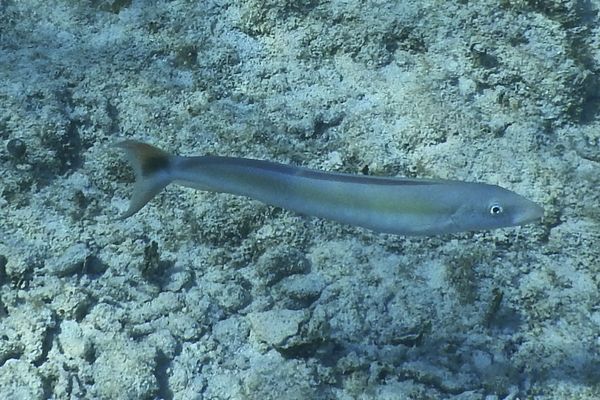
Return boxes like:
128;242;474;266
514;201;544;226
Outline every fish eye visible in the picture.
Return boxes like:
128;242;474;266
489;203;503;216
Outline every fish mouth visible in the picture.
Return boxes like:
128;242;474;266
514;201;544;225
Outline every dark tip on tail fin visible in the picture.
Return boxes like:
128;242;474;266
114;140;173;218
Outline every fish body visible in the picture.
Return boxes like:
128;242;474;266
116;141;543;236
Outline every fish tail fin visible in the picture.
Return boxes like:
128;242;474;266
114;140;174;219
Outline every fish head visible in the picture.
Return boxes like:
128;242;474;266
449;183;544;233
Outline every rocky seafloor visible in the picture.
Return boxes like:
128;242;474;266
1;0;599;399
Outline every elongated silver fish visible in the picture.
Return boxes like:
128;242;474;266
115;140;543;236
